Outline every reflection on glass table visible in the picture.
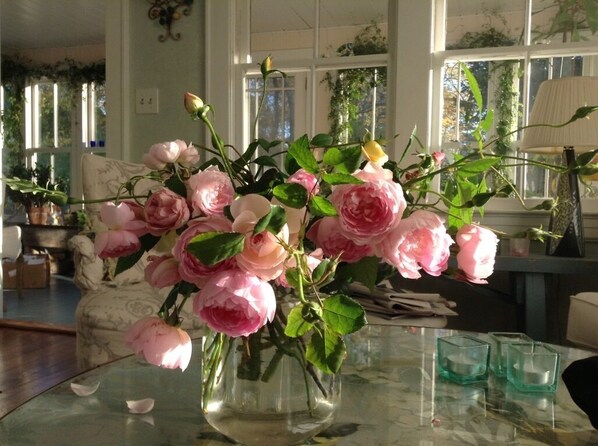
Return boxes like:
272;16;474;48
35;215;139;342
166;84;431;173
1;325;597;446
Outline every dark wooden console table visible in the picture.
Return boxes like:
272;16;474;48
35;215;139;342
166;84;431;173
494;254;598;341
18;224;81;274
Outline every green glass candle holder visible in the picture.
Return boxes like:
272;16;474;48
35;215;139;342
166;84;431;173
488;332;533;377
506;342;560;393
437;335;490;384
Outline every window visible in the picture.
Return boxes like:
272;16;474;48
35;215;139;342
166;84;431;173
22;79;106;201
438;0;598;202
238;0;389;148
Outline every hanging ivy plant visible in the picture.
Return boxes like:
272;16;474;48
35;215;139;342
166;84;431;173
323;23;387;143
0;54;105;173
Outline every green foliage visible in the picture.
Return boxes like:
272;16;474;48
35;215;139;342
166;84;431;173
323;23;387;143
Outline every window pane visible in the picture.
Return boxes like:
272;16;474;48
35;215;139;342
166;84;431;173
246;74;296;163
319;0;388;58
94;83;107;145
38;83;54;148
532;0;598;44
321;67;387;144
250;0;315;60
57;83;73;147
446;0;526;49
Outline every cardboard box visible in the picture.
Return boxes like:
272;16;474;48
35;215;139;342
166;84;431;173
2;254;50;289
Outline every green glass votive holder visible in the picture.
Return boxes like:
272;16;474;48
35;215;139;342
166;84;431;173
488;332;533;377
437;335;490;384
506;342;560;393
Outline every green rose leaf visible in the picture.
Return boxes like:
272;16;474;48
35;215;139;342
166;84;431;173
253;155;279;168
284;267;302;290
187;231;245;265
115;233;161;276
340;256;380;290
457;157;501;176
322;172;363;185
284;306;314;338
310;133;334;147
253;205;287;235
288;135;319;174
165;174;187;197
322;294;367;335
322;146;361;174
272;183;308;209
306;327;346;374
308;196;338;217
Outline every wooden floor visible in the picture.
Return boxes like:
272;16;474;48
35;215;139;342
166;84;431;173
0;326;80;418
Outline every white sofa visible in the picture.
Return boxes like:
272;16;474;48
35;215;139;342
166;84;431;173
70;154;203;370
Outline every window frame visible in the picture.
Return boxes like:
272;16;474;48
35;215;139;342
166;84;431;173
206;0;598;240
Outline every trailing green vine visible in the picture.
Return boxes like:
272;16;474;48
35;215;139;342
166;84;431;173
1;54;105;173
323;23;387;143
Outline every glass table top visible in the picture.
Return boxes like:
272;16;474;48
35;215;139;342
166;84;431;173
1;325;597;445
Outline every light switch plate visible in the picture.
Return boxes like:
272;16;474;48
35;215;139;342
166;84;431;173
136;88;159;114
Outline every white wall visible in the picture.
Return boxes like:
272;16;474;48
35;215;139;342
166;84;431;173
105;0;206;162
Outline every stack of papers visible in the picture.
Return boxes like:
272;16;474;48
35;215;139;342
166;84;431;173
349;283;458;322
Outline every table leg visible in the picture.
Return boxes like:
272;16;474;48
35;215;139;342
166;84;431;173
524;272;547;341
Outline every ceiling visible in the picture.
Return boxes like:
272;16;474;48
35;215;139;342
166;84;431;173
0;0;105;52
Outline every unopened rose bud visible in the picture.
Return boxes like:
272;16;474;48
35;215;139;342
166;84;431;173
362;139;388;164
261;56;273;76
184;92;204;114
432;151;445;165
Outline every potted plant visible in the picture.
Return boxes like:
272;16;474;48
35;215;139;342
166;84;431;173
5;163;68;225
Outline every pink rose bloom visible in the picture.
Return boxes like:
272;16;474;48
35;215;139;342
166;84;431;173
94;202;145;259
142;140;185;170
276;248;324;288
178;143;200;167
94;229;141;259
306;217;373;263
144;255;181;288
330;162;406;245
432;151;445;165
381;210;453;279
119;200;148;236
456;224;499;284
172;216;237;287
230;194;289;281
144;188;190;236
287;169;319;197
125;316;192;371
187;166;235;217
193;269;276;338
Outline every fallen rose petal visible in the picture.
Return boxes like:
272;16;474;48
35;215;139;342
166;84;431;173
126;398;155;414
70;382;100;397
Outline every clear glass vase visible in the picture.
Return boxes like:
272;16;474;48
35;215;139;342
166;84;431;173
201;325;341;446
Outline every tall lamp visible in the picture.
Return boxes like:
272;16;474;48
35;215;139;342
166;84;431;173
520;76;598;258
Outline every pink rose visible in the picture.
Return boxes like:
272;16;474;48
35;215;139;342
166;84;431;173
144;188;190;236
187;166;235;217
142;140;185;170
125;316;192;371
178;143;200;167
230;194;289;281
330;162;406;245
306;217;373;263
94;202;144;258
119;200;148;236
193;269;276;338
144;255;181;288
172;216;237;287
381;210;453;279
94;229;141;259
287;169;319;197
432;151;445;165
456;224;498;284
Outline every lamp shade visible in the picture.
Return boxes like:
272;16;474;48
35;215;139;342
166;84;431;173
520;76;598;154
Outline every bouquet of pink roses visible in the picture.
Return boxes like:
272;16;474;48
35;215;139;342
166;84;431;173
5;58;597;378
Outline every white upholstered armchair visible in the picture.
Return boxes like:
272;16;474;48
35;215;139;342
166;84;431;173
70;154;203;370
